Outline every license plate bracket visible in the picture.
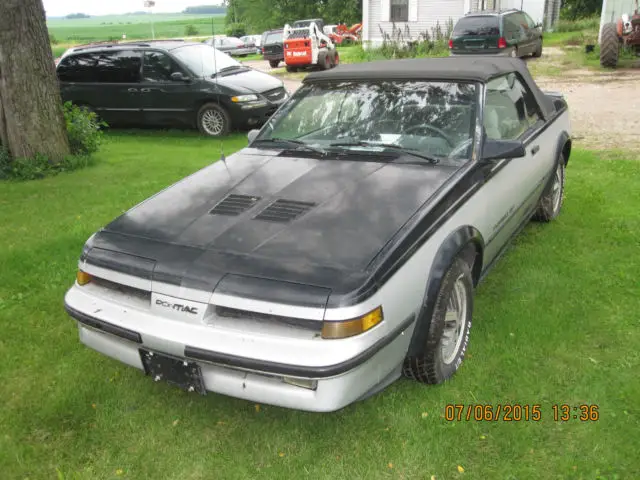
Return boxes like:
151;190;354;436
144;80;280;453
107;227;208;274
139;349;206;395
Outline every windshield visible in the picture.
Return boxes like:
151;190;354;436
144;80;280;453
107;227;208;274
172;44;241;77
264;32;283;44
254;80;479;164
453;16;500;36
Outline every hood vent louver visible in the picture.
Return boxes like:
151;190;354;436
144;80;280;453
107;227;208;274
209;194;261;216
254;199;316;223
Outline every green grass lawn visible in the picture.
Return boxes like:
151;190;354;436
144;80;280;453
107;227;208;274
47;15;226;43
1;133;639;479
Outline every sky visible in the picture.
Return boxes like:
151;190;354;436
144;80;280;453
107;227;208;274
43;0;223;17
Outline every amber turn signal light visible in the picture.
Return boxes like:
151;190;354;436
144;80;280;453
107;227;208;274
321;306;383;339
76;270;92;286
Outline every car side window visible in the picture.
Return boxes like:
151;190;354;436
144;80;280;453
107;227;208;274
523;12;537;29
57;53;100;82
94;50;141;83
484;73;543;140
143;51;184;82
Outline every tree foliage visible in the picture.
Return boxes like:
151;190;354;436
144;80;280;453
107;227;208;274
224;0;362;34
560;0;603;21
65;13;91;19
183;5;227;15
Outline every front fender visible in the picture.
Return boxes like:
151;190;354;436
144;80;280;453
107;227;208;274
406;226;483;357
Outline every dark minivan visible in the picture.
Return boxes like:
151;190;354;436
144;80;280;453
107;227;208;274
56;41;289;136
449;9;543;58
261;29;284;68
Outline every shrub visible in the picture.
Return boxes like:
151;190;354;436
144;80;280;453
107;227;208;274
554;16;600;33
0;103;105;181
63;102;106;155
225;23;247;37
185;24;199;36
49;34;59;45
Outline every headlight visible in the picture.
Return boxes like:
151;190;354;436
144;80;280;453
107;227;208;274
321;306;384;339
231;94;259;103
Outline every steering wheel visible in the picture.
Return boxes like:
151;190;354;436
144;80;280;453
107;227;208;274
403;124;455;148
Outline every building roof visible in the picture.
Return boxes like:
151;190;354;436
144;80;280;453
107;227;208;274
305;56;532;83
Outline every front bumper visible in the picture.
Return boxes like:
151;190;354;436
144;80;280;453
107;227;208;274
228;94;288;128
64;285;414;412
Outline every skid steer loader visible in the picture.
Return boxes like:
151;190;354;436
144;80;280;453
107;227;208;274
283;19;340;72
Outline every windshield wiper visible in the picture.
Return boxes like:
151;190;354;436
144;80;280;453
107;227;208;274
329;141;440;164
253;138;328;156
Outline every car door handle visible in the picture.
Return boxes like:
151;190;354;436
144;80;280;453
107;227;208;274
140;88;151;93
531;145;540;156
128;88;138;93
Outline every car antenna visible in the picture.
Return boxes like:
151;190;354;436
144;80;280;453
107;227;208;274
211;18;230;176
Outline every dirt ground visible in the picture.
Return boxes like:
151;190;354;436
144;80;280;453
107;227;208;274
243;50;640;153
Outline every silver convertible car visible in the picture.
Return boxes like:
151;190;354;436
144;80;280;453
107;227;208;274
64;57;571;412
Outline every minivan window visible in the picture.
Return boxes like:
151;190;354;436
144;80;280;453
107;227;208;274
264;32;283;44
95;50;141;83
143;51;185;82
172;44;241;77
453;16;500;36
57;53;100;82
57;50;141;83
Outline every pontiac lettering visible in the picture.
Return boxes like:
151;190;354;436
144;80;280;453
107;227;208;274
155;299;198;315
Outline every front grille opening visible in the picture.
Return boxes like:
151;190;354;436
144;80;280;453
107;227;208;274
91;276;151;301
214;305;321;332
209;194;261;216
254;199;316;223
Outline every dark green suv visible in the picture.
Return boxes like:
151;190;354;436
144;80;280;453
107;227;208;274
56;41;289;137
449;9;543;58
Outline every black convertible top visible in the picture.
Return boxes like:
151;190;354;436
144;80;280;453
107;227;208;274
304;56;556;119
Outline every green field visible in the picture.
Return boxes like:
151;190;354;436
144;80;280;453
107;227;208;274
47;14;226;43
1;130;639;478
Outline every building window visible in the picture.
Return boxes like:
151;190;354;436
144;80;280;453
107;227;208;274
390;0;409;22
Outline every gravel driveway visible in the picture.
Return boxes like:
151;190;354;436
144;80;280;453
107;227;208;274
243;56;640;153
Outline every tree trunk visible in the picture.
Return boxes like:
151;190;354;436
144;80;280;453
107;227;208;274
0;0;69;162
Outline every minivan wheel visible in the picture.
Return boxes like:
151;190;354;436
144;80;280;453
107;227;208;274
269;60;280;68
197;103;230;137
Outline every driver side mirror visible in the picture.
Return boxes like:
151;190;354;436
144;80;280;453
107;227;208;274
481;139;526;162
247;129;260;144
171;72;191;82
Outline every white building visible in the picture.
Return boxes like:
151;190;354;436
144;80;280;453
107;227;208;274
362;0;562;48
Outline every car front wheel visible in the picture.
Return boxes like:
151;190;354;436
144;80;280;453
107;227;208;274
403;255;474;384
197;103;230;137
533;156;565;222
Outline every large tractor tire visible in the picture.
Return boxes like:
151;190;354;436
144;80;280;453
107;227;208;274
600;22;620;68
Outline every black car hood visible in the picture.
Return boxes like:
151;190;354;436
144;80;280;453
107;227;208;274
208;69;283;94
84;149;458;307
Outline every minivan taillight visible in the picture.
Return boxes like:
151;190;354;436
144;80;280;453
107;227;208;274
448;39;453;49
498;37;507;49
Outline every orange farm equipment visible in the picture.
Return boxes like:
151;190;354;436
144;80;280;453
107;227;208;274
283;20;340;72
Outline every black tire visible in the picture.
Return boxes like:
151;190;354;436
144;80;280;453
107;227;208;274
332;50;340;67
533;156;565;222
285;65;298;73
318;52;331;70
196;103;230;137
402;255;474;384
533;39;543;58
600;22;620;68
269;60;280;68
